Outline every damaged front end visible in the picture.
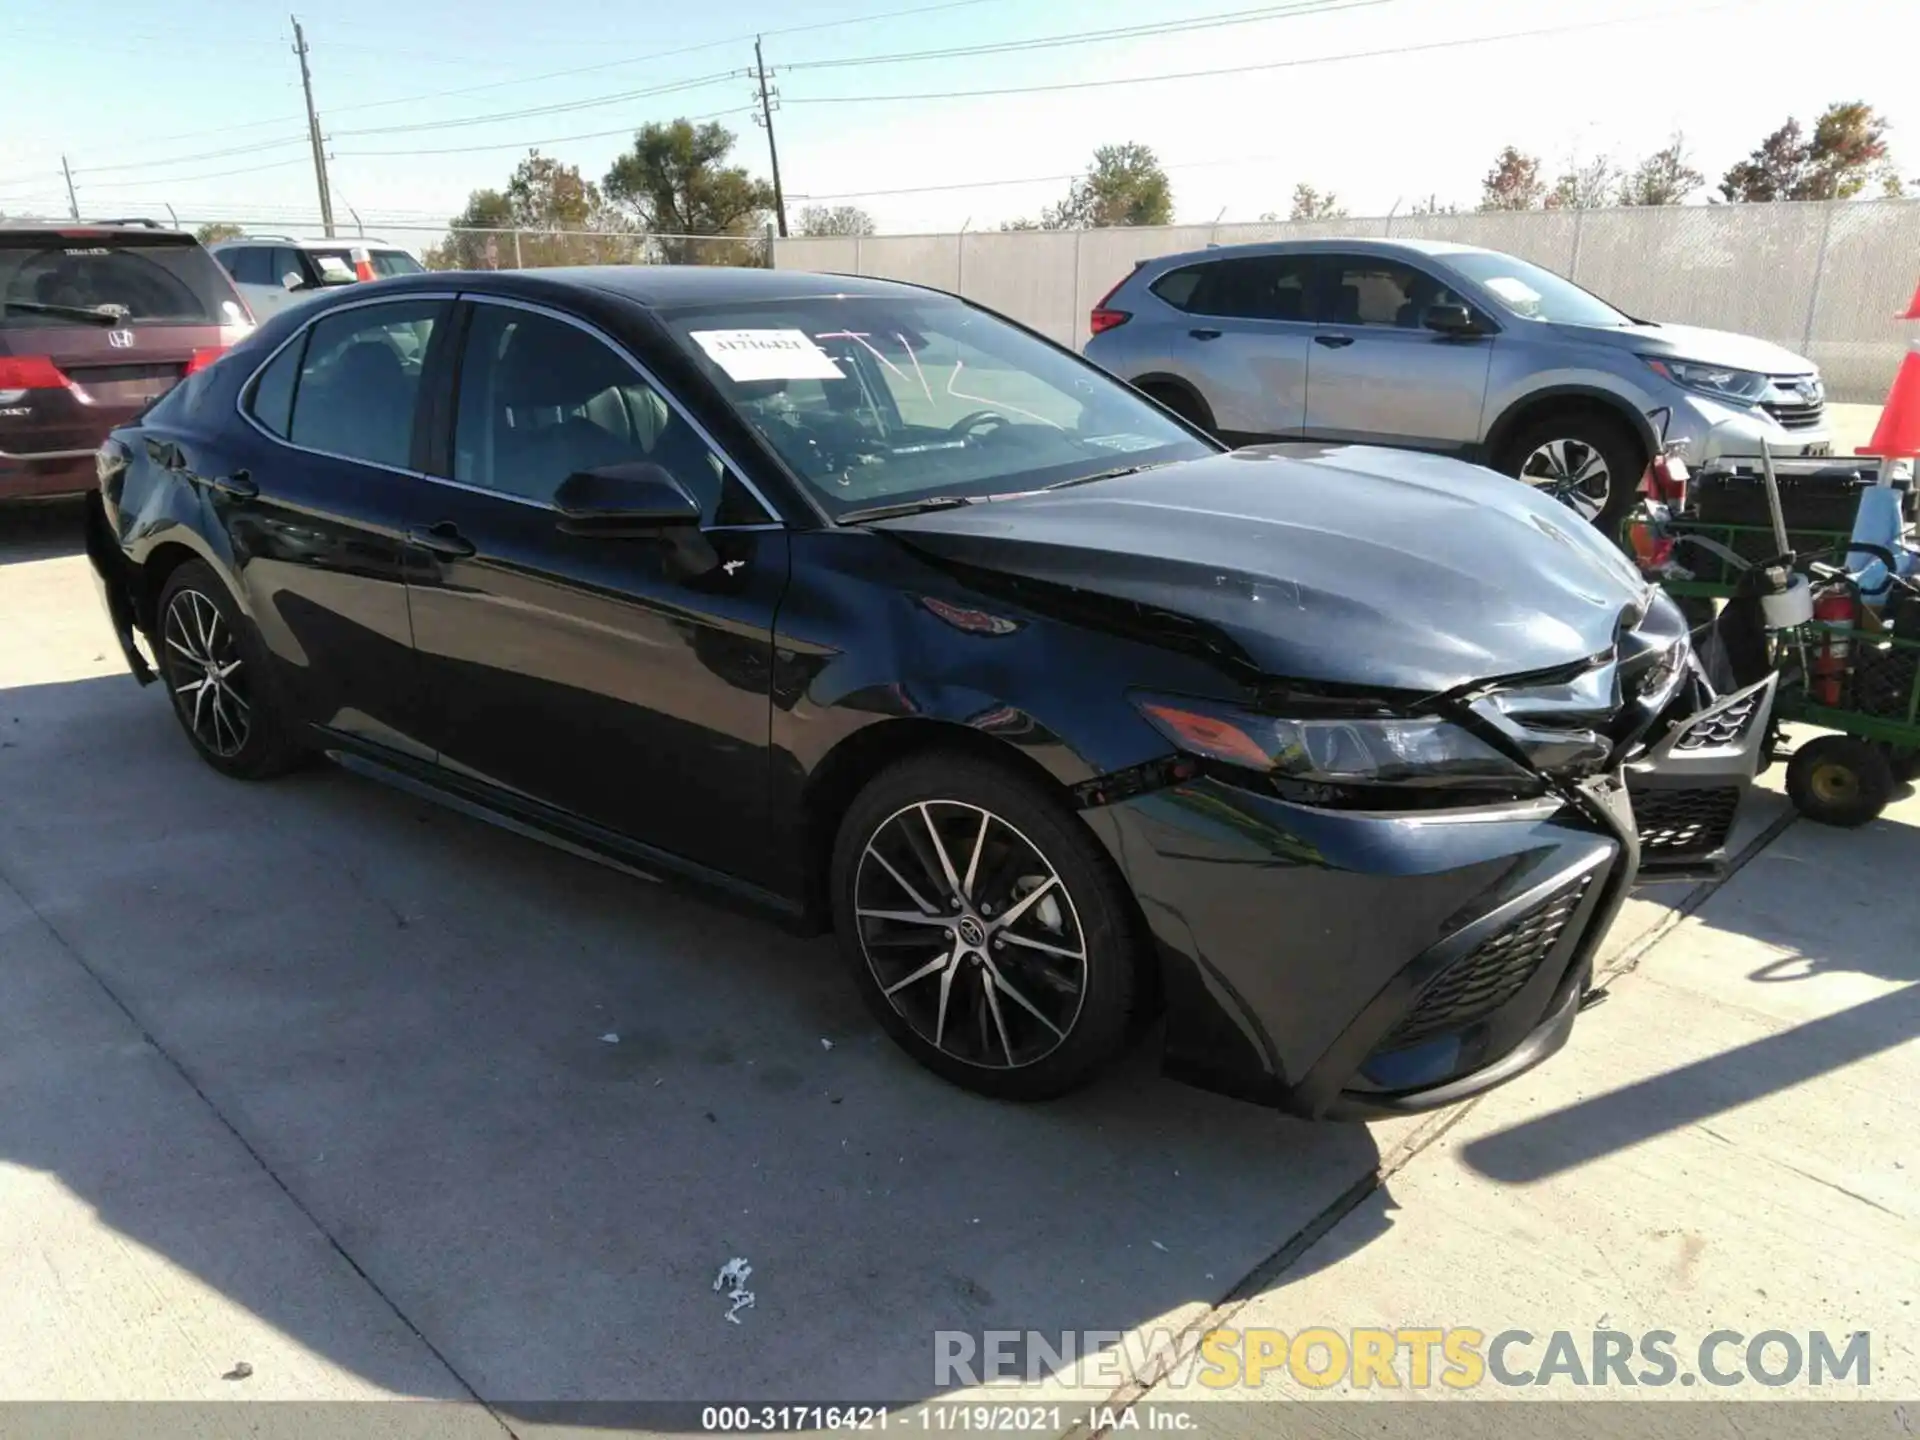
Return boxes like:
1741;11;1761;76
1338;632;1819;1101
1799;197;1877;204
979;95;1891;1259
1094;590;1775;1120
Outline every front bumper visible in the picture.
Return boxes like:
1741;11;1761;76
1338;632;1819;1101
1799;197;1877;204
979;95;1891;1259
1102;672;1775;1119
1102;773;1637;1119
1665;391;1833;464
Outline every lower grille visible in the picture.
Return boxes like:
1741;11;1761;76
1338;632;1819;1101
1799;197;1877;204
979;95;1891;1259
1675;690;1765;749
1632;785;1740;858
1381;878;1592;1051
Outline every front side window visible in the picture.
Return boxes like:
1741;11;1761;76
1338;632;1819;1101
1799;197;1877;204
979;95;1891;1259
285;299;444;469
1317;257;1465;329
453;304;733;514
371;251;425;277
664;296;1213;517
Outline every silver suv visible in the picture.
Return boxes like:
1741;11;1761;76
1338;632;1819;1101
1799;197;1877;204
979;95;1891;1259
1083;238;1833;530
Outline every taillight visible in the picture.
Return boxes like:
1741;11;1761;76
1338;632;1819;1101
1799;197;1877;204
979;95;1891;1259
184;347;227;375
1089;273;1132;336
0;355;71;391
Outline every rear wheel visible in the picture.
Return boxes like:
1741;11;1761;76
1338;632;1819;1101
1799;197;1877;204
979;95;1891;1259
155;561;302;779
830;753;1144;1102
1502;411;1644;535
1137;381;1215;436
1785;735;1893;828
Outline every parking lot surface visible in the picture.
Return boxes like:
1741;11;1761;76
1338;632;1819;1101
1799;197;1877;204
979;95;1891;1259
2;485;1914;1428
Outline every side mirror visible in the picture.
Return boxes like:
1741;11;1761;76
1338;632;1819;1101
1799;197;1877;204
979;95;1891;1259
1423;303;1479;336
554;462;702;537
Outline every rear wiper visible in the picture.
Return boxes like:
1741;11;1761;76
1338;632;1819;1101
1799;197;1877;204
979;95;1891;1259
2;300;126;325
838;494;981;524
1044;460;1174;491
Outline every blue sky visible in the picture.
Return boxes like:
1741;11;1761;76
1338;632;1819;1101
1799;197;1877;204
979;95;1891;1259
0;0;1910;240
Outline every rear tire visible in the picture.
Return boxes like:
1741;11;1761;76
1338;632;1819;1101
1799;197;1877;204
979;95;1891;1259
1138;381;1215;436
1785;735;1893;828
154;560;303;780
830;752;1144;1102
1501;410;1644;535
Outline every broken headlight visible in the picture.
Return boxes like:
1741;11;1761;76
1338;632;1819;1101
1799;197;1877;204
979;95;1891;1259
1133;693;1541;806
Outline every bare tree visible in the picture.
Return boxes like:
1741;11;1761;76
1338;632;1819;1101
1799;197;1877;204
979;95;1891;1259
1619;135;1704;206
1288;183;1347;220
1546;154;1623;210
797;204;876;237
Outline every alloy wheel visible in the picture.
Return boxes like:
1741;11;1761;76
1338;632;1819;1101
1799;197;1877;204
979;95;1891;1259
163;589;251;759
854;800;1088;1070
1519;437;1611;522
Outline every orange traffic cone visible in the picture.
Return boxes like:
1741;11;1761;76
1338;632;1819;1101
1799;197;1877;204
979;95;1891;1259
1859;276;1920;458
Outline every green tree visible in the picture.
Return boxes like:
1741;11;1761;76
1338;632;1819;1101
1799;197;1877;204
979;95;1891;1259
424;151;633;270
1546;154;1623;210
797;204;876;237
603;120;774;265
1288;183;1347;221
1027;143;1173;229
1720;103;1894;201
1478;146;1545;211
194;222;243;244
1618;135;1703;206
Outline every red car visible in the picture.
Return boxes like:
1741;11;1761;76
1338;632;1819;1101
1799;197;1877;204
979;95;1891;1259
1;220;252;501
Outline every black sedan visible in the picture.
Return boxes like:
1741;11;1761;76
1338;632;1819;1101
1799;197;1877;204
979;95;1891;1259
86;266;1774;1119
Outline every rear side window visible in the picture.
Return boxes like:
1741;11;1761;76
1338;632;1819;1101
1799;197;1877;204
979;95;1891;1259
247;333;307;438
0;236;242;329
1172;256;1315;322
1150;267;1204;309
224;247;271;286
284;299;445;469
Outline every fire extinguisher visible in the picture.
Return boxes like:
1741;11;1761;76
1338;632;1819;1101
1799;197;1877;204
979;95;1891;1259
1809;587;1855;706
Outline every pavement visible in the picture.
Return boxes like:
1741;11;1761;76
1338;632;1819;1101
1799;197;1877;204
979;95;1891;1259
1;484;1914;1436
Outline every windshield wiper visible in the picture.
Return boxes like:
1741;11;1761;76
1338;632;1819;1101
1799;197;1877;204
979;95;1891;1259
2;300;127;325
838;494;981;524
1044;460;1174;491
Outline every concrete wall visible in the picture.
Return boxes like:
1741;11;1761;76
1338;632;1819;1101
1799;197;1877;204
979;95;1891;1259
775;200;1920;403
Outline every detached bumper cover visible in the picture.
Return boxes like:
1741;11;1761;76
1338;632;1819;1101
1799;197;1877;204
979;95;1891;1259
1627;672;1778;878
1103;773;1637;1118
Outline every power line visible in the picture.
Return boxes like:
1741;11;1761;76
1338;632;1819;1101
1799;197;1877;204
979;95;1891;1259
327;70;742;139
784;3;1741;104
71;137;312;178
66;157;317;191
779;0;1389;72
334;106;757;159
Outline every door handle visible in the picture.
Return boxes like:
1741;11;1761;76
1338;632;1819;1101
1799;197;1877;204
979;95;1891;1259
1314;334;1356;349
406;522;476;559
205;469;256;500
1188;328;1223;341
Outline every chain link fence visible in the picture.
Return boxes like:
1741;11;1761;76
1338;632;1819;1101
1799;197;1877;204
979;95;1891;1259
774;200;1920;404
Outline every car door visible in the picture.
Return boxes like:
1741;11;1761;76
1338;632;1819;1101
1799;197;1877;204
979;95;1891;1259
404;296;789;883
1158;253;1317;442
224;294;448;759
1302;253;1495;452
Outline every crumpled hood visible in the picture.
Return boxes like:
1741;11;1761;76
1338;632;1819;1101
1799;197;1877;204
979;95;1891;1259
873;445;1656;695
1568;320;1816;375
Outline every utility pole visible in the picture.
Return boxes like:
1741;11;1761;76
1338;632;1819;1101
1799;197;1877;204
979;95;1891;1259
752;37;788;238
60;155;79;219
291;16;336;236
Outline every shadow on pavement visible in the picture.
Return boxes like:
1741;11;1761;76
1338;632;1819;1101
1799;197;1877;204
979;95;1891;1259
0;671;1388;1407
0;498;88;566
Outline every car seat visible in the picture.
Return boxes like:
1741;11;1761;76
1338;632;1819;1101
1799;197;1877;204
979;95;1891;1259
1328;283;1363;325
313;341;412;467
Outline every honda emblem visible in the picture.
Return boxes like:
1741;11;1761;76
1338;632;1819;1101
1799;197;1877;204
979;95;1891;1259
107;329;135;349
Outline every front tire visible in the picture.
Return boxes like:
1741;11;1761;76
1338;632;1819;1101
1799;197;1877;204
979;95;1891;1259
1785;735;1893;828
830;753;1144;1102
155;560;302;779
1502;411;1644;535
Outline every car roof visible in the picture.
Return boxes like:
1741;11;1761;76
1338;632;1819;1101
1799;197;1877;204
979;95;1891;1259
1;221;199;243
336;265;951;309
211;236;409;250
1139;237;1502;269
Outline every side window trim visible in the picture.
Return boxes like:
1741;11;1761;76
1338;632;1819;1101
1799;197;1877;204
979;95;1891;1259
451;292;783;529
233;291;459;477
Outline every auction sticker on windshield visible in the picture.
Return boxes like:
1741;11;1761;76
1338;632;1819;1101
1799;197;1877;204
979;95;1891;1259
692;329;845;382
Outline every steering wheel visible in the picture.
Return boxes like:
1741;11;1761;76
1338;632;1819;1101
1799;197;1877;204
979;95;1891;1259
948;409;1013;440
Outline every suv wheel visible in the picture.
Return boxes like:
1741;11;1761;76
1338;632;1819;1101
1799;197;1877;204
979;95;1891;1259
1502;412;1642;534
830;753;1144;1102
1138;381;1214;436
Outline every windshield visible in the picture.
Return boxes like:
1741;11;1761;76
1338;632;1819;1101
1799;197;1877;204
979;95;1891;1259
307;249;426;281
1441;252;1633;327
0;236;241;328
663;296;1214;517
